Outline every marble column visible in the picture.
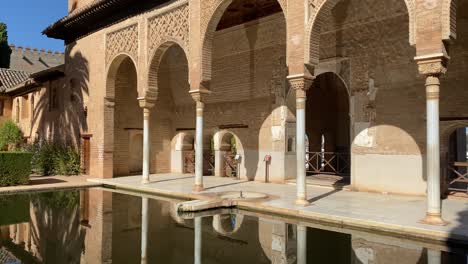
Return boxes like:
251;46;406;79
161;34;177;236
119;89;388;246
194;217;202;264
139;97;156;184
297;225;307;264
190;90;209;192
416;55;448;225
141;197;149;264
288;75;313;206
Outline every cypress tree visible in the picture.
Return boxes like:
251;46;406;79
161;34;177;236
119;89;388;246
0;22;12;68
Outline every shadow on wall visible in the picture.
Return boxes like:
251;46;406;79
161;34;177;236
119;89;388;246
32;42;89;146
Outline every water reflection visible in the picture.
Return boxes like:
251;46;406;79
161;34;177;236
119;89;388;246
141;197;149;264
0;189;467;264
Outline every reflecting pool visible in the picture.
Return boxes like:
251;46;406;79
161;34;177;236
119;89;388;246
0;188;467;264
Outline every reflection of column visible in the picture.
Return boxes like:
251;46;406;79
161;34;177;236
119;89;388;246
191;90;209;191
427;249;441;264
288;76;313;205
194;217;202;264
141;198;149;264
139;97;156;183
416;56;448;225
297;225;307;264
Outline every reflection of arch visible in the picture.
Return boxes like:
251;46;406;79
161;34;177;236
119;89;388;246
200;0;286;86
148;40;189;95
305;0;415;65
212;214;244;236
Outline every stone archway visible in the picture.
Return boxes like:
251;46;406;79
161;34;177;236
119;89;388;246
199;0;287;88
306;72;351;179
171;132;195;174
213;131;245;178
196;0;287;182
147;42;192;174
105;54;141;177
305;0;416;66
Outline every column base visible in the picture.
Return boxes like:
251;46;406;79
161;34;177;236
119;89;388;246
419;213;449;226
193;184;204;192
295;198;310;206
141;178;150;184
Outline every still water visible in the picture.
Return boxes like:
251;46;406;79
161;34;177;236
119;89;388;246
0;188;467;264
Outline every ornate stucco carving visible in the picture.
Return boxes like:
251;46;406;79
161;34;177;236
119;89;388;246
106;24;139;65
415;56;448;76
147;3;189;59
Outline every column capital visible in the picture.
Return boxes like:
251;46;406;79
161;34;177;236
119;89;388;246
287;74;315;98
138;96;156;110
189;88;211;103
414;53;449;76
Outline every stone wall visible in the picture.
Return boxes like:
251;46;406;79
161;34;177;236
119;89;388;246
59;0;468;194
11;77;85;146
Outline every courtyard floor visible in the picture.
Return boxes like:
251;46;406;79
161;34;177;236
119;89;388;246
88;173;468;245
0;175;100;194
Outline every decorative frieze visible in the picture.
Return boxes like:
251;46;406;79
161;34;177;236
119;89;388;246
106;24;139;65
148;3;189;58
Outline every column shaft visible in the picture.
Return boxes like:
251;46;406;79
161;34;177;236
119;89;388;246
296;92;308;205
142;109;151;183
194;101;204;191
426;76;441;216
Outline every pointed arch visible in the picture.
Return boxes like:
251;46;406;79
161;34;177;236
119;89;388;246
305;0;416;65
147;40;189;95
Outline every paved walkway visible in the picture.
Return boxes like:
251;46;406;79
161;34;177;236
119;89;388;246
89;173;468;245
0;175;100;194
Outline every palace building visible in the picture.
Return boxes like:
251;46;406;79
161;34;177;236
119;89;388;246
42;0;467;224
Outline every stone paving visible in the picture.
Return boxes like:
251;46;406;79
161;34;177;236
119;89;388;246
89;173;468;245
0;175;100;194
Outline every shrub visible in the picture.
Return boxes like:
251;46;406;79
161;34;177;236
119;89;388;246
0;151;32;186
0;120;23;150
24;142;55;176
53;145;81;176
24;142;80;176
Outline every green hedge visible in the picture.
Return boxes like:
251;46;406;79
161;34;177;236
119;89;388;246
0;151;32;186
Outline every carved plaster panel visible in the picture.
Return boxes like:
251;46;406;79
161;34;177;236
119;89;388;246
148;3;189;59
106;24;139;65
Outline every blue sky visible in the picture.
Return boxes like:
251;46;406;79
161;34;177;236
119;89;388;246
0;0;67;52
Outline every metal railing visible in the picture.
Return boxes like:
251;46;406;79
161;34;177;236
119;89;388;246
305;151;350;176
224;153;239;177
447;162;468;193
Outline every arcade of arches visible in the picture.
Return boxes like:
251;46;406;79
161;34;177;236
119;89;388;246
50;0;468;223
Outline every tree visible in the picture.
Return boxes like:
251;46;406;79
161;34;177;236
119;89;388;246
0;22;12;68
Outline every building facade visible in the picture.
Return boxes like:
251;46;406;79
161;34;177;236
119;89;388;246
44;0;467;223
0;46;82;150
